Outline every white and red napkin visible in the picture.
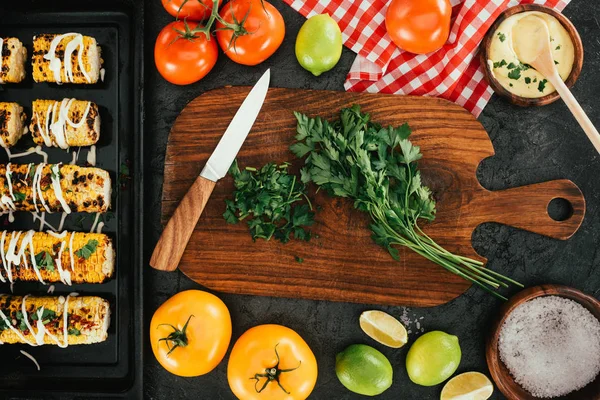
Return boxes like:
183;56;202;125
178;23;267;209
283;0;571;117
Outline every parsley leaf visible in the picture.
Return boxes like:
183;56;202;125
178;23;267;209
554;60;559;65
497;32;506;42
13;192;25;201
68;328;81;336
538;79;548;92
508;68;521;80
294;256;304;263
493;59;507;68
556;45;561;50
291;105;521;299
35;250;55;272
75;239;99;260
524;77;531;84
31;308;57;324
224;161;315;244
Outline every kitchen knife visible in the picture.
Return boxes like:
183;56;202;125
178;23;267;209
150;69;271;271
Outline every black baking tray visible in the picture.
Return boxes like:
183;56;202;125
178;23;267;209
0;0;144;398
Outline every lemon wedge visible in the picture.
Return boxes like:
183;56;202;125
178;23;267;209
440;372;494;400
359;310;408;348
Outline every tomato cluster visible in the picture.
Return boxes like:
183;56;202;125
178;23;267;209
151;290;318;400
155;0;285;85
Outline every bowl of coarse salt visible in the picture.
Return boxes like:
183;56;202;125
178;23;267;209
486;284;600;400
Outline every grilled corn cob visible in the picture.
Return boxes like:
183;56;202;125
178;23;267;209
30;99;100;148
0;102;27;148
0;231;114;285
0;163;111;213
0;294;110;345
32;33;102;84
0;37;27;84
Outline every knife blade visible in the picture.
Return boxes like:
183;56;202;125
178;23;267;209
150;70;271;271
200;69;271;181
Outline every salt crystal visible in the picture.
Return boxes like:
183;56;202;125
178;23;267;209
498;296;600;398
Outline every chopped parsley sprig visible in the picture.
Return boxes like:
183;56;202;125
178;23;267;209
224;161;315;243
291;105;522;299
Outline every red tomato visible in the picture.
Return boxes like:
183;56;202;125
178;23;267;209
216;0;285;66
385;0;452;54
154;21;218;85
161;0;222;21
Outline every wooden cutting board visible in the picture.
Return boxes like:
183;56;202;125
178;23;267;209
160;87;585;307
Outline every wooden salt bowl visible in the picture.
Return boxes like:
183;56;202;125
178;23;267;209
486;284;600;399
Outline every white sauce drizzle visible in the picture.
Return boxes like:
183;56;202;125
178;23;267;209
68;232;76;272
100;68;105;82
44;33;91;84
47;285;55;294
70;147;81;165
5;163;14;200
87;145;96;166
50;164;71;213
96;222;104;234
20;350;41;371
47;230;70;285
0;38;4;84
58;212;68;231
90;213;101;233
31;212;57;232
36;100;91;149
2;146;48;163
0;231;9;283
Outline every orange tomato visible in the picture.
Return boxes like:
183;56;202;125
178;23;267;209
227;324;318;400
385;0;452;54
150;290;232;377
216;0;285;66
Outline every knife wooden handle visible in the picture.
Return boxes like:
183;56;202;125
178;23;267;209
150;176;216;271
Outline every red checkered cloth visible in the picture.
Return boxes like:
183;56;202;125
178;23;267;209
283;0;571;117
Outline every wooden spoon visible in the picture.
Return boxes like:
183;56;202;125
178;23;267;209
513;15;600;154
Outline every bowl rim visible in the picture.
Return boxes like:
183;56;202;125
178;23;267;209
486;284;600;400
480;4;584;107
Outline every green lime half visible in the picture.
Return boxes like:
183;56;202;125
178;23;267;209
335;344;393;396
295;14;343;76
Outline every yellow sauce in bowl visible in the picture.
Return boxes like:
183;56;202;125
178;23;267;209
487;11;574;98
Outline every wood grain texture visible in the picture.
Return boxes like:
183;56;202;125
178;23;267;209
486;285;600;399
160;87;585;306
480;4;583;107
151;176;216;271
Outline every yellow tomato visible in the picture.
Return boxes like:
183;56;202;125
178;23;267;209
150;290;232;377
228;324;318;400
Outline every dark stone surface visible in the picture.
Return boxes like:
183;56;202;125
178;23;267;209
143;1;600;399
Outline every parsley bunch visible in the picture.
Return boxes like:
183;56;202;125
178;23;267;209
224;160;314;243
291;105;522;299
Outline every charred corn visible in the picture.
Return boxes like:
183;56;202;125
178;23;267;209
0;37;27;84
32;33;102;84
0;102;27;148
0;294;110;345
0;230;114;285
30;99;100;148
0;163;111;213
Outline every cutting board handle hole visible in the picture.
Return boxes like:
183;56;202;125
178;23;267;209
547;198;574;222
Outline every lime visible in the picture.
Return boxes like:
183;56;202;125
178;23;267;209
441;372;494;400
360;310;408;348
295;14;343;76
335;344;393;396
406;331;461;386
